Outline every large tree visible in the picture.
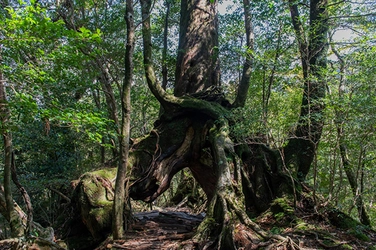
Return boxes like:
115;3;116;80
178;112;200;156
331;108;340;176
127;0;329;248
1;0;375;248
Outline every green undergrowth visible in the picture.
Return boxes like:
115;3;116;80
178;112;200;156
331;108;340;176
270;197;299;226
327;208;372;241
255;196;375;249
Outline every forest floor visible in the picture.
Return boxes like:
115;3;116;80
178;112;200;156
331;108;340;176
96;208;203;250
94;205;376;250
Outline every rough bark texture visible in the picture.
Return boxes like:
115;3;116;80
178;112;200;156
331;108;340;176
112;0;134;239
174;0;220;96
126;101;298;248
132;1;291;248
233;0;254;108
74;0;330;247
130;114;209;202
284;0;328;181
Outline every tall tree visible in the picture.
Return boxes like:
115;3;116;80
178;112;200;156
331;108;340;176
331;44;371;225
112;0;134;239
130;0;286;248
233;0;254;108
127;0;330;248
174;0;220;96
284;0;329;181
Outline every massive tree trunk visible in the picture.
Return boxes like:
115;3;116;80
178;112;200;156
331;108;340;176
174;0;220;96
129;1;283;248
74;0;330;248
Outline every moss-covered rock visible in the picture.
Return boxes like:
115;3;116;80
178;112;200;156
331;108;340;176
74;168;117;240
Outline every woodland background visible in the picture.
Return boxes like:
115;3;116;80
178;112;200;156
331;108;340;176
0;0;375;248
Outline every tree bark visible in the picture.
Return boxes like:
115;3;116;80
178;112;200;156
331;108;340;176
112;0;134;239
11;152;34;235
284;0;328;181
288;0;308;79
338;143;370;225
96;61;120;158
0;48;24;238
174;0;220;96
332;45;371;226
162;0;171;90
233;0;254;108
128;0;330;248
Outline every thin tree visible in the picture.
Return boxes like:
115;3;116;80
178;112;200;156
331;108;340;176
0;47;24;237
284;0;329;181
332;45;371;225
112;0;134;239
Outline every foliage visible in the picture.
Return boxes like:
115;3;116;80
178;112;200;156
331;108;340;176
0;0;375;243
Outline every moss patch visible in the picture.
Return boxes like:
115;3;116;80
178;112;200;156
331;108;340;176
270;197;297;226
327;209;360;229
74;168;117;239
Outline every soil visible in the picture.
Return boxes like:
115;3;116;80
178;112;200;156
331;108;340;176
95;208;203;250
93;206;376;250
1;205;375;250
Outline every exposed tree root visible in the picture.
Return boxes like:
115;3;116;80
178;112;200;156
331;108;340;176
190;120;306;250
266;236;302;250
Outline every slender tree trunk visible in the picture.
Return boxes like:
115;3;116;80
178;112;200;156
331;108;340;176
338;143;370;225
0;49;24;237
288;0;308;79
233;0;254;108
11;152;34;235
331;44;371;226
112;0;134;239
284;0;328;180
162;0;170;90
262;25;282;130
92;88;107;164
96;62;120;158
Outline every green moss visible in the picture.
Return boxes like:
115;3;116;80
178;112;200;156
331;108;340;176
92;168;117;179
195;217;218;240
270;226;282;234
272;197;294;215
90;207;112;224
340;244;353;249
349;225;370;241
270;197;297;226
295;222;310;230
328;209;359;229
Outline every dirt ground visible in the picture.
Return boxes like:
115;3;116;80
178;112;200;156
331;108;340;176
94;207;376;250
